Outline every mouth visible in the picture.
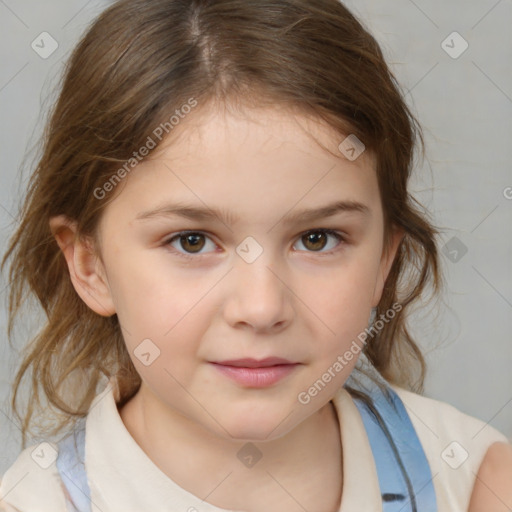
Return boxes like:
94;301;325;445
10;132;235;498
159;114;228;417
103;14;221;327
209;357;300;388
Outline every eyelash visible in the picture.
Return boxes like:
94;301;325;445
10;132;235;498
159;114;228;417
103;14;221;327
162;228;347;260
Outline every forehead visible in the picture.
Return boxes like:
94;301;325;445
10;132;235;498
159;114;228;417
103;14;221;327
153;102;374;167
101;103;380;227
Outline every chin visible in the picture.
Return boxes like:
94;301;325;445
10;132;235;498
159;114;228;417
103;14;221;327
212;408;299;442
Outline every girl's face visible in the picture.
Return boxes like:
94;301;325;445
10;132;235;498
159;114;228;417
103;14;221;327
92;103;401;440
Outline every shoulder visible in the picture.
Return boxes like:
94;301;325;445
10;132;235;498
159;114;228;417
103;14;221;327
389;384;509;446
0;442;68;512
389;384;510;510
468;441;512;511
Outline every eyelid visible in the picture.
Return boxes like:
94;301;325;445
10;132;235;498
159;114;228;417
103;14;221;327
162;228;348;260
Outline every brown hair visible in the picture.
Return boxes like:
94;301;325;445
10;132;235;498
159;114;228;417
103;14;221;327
2;0;442;447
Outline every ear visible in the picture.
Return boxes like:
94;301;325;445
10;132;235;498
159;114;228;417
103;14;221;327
371;226;404;307
49;215;116;317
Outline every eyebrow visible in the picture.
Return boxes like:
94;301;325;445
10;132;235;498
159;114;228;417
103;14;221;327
135;200;370;227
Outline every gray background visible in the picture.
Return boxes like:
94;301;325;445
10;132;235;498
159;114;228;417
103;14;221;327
1;0;511;476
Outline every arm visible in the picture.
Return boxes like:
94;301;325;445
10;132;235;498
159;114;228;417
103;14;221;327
468;441;512;511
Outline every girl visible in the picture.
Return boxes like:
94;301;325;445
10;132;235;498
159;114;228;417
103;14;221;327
1;0;511;510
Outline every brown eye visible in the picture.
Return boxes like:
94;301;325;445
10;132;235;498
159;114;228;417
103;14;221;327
164;231;215;258
302;232;328;251
179;233;205;253
294;229;344;254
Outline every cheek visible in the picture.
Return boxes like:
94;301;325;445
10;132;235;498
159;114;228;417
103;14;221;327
299;256;380;370
104;253;211;361
302;257;378;323
107;248;194;321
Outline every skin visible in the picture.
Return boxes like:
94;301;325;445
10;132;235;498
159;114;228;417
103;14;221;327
468;441;512;511
49;102;512;511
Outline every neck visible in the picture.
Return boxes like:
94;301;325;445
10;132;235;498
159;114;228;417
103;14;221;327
119;384;343;512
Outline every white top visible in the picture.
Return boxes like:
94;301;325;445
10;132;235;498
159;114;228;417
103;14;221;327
0;378;509;512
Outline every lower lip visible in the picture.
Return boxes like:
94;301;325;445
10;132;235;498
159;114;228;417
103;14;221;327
210;363;299;388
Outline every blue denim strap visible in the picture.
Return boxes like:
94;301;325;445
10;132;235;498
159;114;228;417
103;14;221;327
56;419;92;512
352;383;437;512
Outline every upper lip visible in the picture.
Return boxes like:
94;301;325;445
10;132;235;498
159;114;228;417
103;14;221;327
212;357;297;368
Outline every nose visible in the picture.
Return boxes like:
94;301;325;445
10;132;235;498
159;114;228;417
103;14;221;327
222;252;294;334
